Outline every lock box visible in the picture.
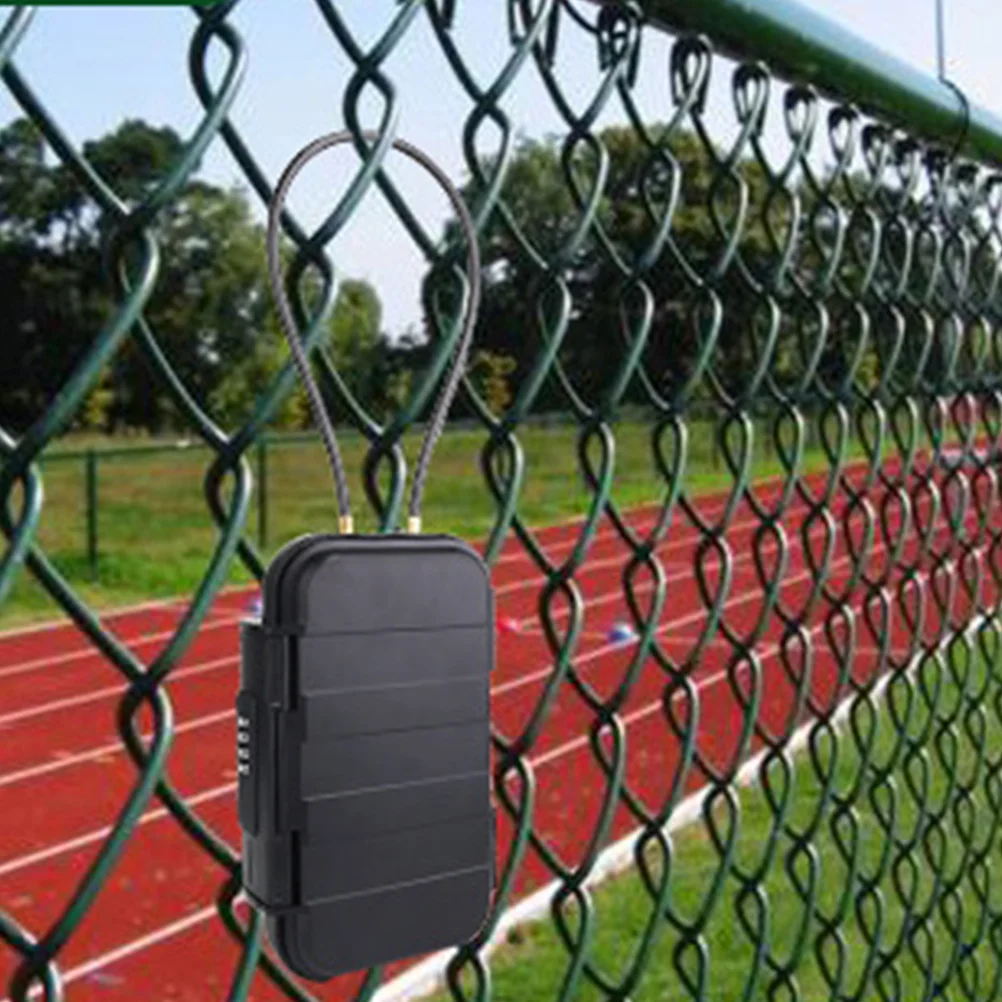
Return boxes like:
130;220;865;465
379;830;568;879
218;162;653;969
237;534;495;980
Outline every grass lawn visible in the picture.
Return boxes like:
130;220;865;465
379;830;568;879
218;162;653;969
2;414;836;625
437;647;1002;1002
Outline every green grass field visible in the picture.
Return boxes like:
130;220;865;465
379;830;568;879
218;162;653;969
4;415;817;625
436;650;1002;1002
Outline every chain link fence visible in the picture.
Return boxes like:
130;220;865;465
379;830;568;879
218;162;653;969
2;1;1002;1001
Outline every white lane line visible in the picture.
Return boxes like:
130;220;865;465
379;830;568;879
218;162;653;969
0;611;758;875
491;497;801;604
528;549;984;771
0;595;199;640
0;502;671;647
0;567;926;986
477;473;797;570
0;540;968;881
1;902;226;1002
0;508;916;838
0;522;669;680
0;491;947;783
0;617;799;979
0;655;239;728
0;559;796;875
0;477;798;676
0;710;235;789
0;498;978;785
0;782;237;879
2;519;774;725
0;614;245;683
0;560;752;788
0;520;697;695
559;629;727;644
853;644;923;659
0;487;809;720
0;522;830;797
5;507;825;734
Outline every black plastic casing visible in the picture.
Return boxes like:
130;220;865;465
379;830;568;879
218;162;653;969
237;534;495;981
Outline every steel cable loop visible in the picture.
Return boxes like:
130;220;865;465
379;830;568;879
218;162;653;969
265;129;482;534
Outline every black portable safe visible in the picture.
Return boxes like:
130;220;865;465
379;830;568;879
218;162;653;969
237;533;495;980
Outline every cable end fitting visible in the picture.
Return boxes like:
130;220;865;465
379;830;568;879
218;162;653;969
338;515;355;535
407;516;422;535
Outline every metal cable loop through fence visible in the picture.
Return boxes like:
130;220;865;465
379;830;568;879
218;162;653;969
265;129;482;534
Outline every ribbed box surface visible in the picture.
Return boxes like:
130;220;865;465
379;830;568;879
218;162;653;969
239;535;494;980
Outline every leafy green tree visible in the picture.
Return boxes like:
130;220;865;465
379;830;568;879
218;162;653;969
329;278;383;405
0;116;398;435
462;126;808;412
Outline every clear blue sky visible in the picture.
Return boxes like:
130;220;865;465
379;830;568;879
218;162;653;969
2;0;999;334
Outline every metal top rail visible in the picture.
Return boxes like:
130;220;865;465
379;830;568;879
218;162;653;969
630;0;1002;168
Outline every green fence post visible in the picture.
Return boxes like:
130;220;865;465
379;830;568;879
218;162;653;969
257;437;269;549
85;449;98;579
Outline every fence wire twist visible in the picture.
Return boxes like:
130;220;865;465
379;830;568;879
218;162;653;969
2;2;1002;1001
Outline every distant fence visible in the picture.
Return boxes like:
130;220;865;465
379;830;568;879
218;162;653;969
41;431;348;578
41;408;764;579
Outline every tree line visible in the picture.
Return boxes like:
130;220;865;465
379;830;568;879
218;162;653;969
2;115;934;438
0;117;404;435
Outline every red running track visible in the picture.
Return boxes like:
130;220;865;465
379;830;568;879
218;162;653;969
0;463;997;1002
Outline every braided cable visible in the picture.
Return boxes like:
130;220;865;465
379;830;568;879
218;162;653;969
266;129;482;532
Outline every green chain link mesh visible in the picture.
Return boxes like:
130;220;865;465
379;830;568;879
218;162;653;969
2;2;1002;1001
